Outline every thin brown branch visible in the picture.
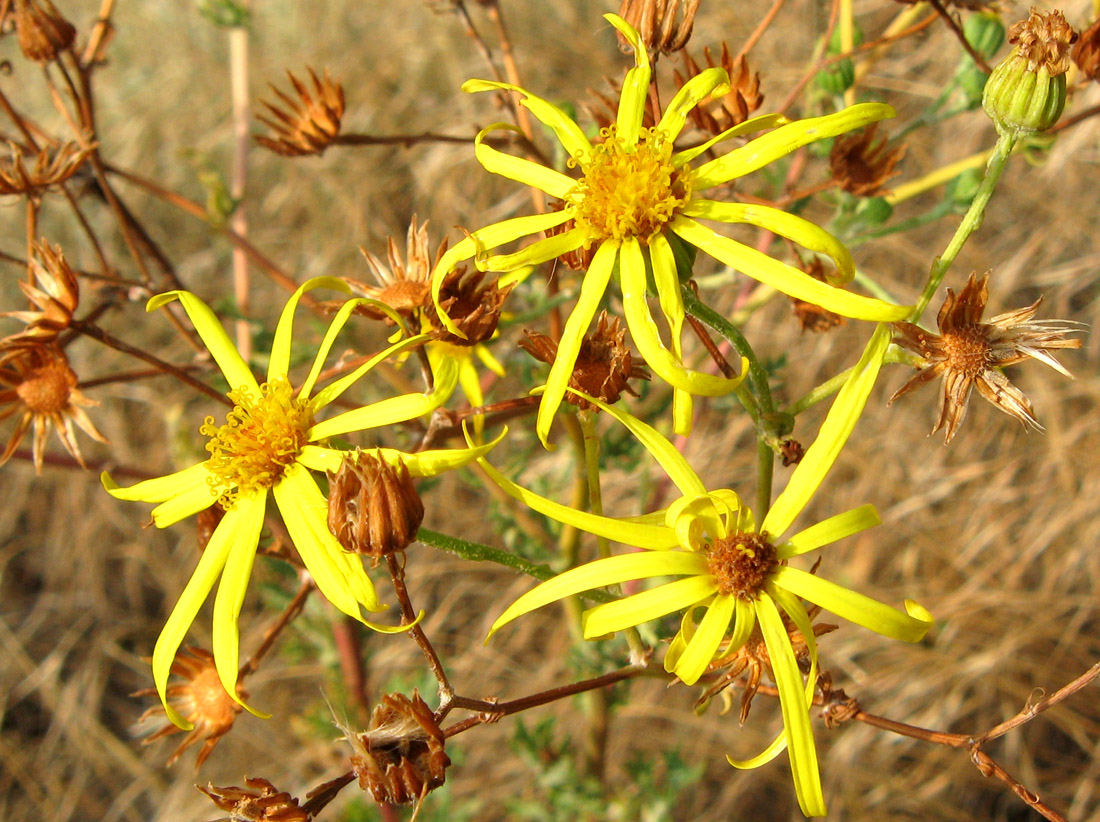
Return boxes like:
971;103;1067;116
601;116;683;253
928;0;992;74
238;577;314;680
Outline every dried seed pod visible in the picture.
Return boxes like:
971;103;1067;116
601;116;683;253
428;267;513;346
14;0;76;64
520;310;650;408
617;0;700;55
254;68;345;157
1072;17;1100;83
200;777;310;822
328;450;424;561
343;691;451;806
829;123;906;197
2;240;80;345
0;141;90;198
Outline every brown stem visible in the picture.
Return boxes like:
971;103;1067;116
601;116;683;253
81;0;117;69
733;0;787;65
24;198;37;282
928;0;992;74
237;578;314;681
332;131;477;147
685;313;738;379
1050;102;1100;134
385;553;454;709
77;364;203;389
70;319;232;406
300;772;357;818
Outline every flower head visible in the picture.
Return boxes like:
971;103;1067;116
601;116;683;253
829;123;905;197
254;68;345;157
103;278;498;728
889;272;1082;443
0;342;106;473
2;240;80;345
13;0;76;64
199;778;310;822
674;44;764;135
0;140;90;199
432;14;909;445
1073;17;1100;83
478;392;931;816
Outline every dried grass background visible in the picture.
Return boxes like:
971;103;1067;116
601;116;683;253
3;1;1100;820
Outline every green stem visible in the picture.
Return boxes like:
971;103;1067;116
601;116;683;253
756;439;774;522
908;132;1017;324
784;346;919;417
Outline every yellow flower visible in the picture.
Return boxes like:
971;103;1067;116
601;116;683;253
104;277;497;729
479;390;930;817
433;13;910;445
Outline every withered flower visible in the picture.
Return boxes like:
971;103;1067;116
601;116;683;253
427;266;513;347
2;240;79;345
889;272;1082;443
696;606;837;726
1072;17;1100;83
255;68;345;157
342;691;451;807
675;44;764;135
0;141;90;199
132;647;244;769
790;259;846;333
13;0;76;64
346;217;440;321
616;0;699;55
200;777;310;822
0;343;106;473
519;310;650;409
829;123;905;197
328;449;424;562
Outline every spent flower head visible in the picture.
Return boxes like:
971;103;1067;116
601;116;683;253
432;14;909;445
13;0;76;64
255;67;345;157
478;392;931;816
3;240;80;345
889;272;1082;443
0;140;90;199
674;44;764;135
102;278;498;727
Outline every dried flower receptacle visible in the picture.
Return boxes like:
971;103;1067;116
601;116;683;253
889;272;1082;442
200;777;310;822
1072;17;1100;83
255;68;345;157
346;217;441;321
328;450;425;561
829;123;905;197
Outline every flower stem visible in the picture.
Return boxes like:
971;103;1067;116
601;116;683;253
908;132;1017;324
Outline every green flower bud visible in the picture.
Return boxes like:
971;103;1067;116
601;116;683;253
982;9;1077;136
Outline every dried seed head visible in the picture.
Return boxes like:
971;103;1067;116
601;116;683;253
428;268;513;346
0;343;106;473
254;68;345;157
2;240;80;345
132;647;244;769
829;123;906;197
1072;17;1100;83
199;777;310;822
14;0;76;64
889;272;1082;443
0;141;91;198
705;531;778;600
343;691;451;806
674;44;764;135
328;450;424;561
790;259;845;333
345;217;443;321
520;310;650;408
983;9;1077;135
617;0;700;55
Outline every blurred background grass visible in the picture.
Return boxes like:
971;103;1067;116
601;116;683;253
2;1;1100;820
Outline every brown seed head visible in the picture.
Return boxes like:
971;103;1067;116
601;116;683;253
345;217;443;321
674;44;764;135
344;691;451;806
1072;17;1100;82
0;141;90;198
199;777;310;822
790;259;846;333
2;240;80;345
829;123;906;197
255;68;345;157
328;450;424;562
889;272;1082;443
132;647;244;769
520;310;650;409
428;267;513;346
14;0;76;63
706;531;778;600
617;0;700;55
1007;8;1077;75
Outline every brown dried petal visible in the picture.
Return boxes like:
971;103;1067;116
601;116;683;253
200;777;310;822
254;68;345;157
14;0;76;63
429;268;513;346
1007;8;1077;76
675;44;764;136
328;450;424;561
829;123;906;197
0;141;90;198
1072;17;1100;83
617;0;700;55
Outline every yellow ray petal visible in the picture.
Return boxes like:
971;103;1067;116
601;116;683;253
671;217;909;321
763;324;891;537
691;103;895;190
670;592;735;685
648;232;693;434
210;492;269;717
489;551;708;640
484;227;589;272
536;240;617;448
605;13;651;145
780;504;880;558
268;277;351;382
308;332;433;414
101;461;210;504
149;481;220;528
473;123;576;199
300;296;404;401
151;496;253;729
656;67;730;143
673;113;788;168
462;79;591;157
683;200;855;285
582;574;716;637
147;291;258;393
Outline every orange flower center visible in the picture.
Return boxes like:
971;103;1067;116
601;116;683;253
941;326;991;378
200;378;313;506
567;126;691;243
706;532;778;600
16;355;76;413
